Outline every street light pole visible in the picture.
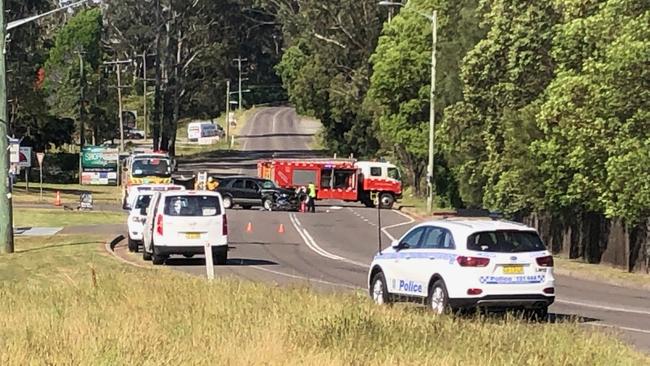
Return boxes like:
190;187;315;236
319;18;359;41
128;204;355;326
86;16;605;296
378;2;437;214
426;10;437;214
0;0;13;254
225;80;230;140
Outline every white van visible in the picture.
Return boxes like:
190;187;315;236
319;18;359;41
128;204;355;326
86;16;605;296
187;121;222;142
127;184;185;252
142;191;228;265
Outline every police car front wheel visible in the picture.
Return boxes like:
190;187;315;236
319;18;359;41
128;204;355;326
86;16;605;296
428;280;450;315
370;272;391;305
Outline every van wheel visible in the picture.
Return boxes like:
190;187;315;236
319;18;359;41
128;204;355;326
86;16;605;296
143;249;152;261
428;280;450;315
128;238;139;253
214;251;227;265
370;272;392;305
223;195;233;209
379;193;395;209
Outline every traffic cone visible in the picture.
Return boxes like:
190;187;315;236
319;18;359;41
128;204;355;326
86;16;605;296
54;191;62;206
246;222;253;233
277;224;285;234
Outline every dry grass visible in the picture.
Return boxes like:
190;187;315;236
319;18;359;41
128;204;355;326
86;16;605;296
555;257;650;290
0;235;647;365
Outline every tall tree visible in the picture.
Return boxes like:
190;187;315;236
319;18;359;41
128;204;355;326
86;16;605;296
441;0;559;209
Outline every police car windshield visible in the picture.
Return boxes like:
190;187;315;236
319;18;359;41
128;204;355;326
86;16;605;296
467;230;546;253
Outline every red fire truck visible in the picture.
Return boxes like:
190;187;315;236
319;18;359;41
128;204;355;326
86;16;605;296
257;158;402;209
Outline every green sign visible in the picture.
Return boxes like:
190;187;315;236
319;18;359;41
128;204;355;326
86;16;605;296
80;146;119;185
81;146;119;169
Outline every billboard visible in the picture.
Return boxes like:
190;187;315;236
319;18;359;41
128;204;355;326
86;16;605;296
80;146;119;185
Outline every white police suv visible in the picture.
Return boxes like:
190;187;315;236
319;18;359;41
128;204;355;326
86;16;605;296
368;218;555;317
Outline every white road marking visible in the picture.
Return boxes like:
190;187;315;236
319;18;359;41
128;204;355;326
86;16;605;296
347;207;416;243
289;213;370;268
556;298;650;316
585;322;650;335
250;265;361;290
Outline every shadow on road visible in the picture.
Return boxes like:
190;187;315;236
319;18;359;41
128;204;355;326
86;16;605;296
164;257;278;267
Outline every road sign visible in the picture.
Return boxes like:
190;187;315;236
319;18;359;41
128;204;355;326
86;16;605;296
17;147;32;168
36;152;44;168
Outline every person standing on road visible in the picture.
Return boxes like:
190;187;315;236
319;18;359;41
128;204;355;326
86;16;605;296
307;182;316;213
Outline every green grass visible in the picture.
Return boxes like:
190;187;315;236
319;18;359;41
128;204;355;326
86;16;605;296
397;187;455;217
0;235;646;365
13;208;125;227
12;183;121;205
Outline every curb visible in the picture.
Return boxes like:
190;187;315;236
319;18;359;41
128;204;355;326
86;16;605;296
103;234;153;269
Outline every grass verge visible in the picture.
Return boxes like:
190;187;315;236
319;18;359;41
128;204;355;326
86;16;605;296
555;257;650;290
13;208;125;228
12;183;120;205
0;235;646;365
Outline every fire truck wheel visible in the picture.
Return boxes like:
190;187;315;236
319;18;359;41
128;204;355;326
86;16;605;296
379;193;395;209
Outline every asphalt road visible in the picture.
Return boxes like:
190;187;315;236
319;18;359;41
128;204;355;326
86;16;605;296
117;106;650;352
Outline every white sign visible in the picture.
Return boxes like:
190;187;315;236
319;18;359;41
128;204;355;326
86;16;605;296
9;139;19;164
17;147;32;168
36;152;45;168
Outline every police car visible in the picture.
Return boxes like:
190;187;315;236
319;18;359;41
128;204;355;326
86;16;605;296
368;217;555;317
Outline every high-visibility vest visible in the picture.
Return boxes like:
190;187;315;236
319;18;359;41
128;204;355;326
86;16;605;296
308;183;316;198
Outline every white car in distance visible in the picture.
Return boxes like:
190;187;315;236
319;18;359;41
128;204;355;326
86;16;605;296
142;190;228;265
126;184;185;252
368;218;555;318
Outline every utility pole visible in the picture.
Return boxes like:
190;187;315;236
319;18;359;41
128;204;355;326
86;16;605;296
0;0;13;254
77;49;86;148
233;56;247;111
142;51;148;140
225;80;230;139
117;63;124;151
426;10;437;215
103;59;132;152
141;51;156;140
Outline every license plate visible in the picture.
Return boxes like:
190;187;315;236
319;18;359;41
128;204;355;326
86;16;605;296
185;233;200;239
503;265;524;274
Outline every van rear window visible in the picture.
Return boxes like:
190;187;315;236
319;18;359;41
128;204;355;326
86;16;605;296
164;195;221;217
467;230;546;253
